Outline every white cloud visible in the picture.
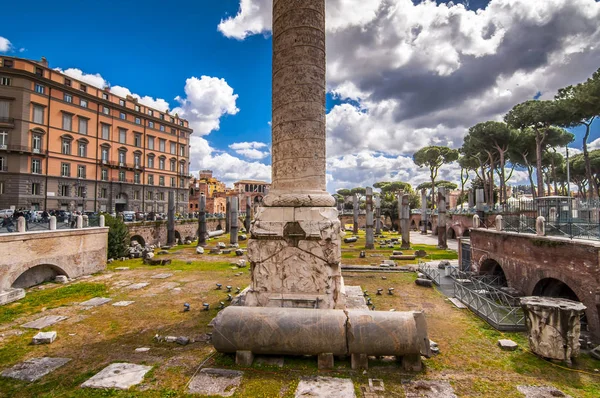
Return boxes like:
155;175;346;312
588;138;600;151
172;76;239;136
228;141;269;159
54;68;108;89
221;0;600;192
110;86;170;112
0;36;11;52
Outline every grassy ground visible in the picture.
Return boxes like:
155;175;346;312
0;232;598;397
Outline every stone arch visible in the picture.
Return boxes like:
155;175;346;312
462;228;470;237
447;227;456;240
174;230;182;243
478;258;507;286
11;263;68;289
130;235;146;247
410;220;417;230
427;221;432;231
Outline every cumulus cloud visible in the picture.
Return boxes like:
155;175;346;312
172;76;239;136
110;86;170;112
0;37;12;52
229;141;270;159
221;0;600;192
54;68;107;89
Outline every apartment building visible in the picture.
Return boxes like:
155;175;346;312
233;179;270;212
189;170;227;214
0;56;193;214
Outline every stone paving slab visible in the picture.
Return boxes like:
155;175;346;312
345;286;369;310
112;301;135;307
81;362;152;390
80;297;112;307
151;273;173;279
187;368;243;397
1;357;71;382
448;297;467;309
295;376;356;398
21;315;68;330
126;283;149;290
517;385;572;398
403;380;457;398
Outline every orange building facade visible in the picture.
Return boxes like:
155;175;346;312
0;56;193;214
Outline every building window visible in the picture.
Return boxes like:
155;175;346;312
33;104;44;124
120;112;126;120
61;163;71;177
134;134;141;147
32;158;41;174
159;157;165;170
101;124;110;140
60;185;70;196
148;121;154;129
3;59;14;68
170;177;175;187
119;99;125;106
0;130;7;148
35;84;45;94
78;141;87;157
159;139;165;152
148;174;154;185
169;142;175;155
134;153;141;167
80;84;87;92
148;110;153;116
158;192;165;201
147;155;154;169
118;151;126;165
64;78;71;86
64;93;73;103
170;159;176;172
146;190;153;200
133;190;140;200
179;162;186;175
180;121;185;126
78;118;88;135
101;147;109;162
0;181;3;194
180;145;185;157
171;128;176;135
77;186;85;198
100;188;107;198
62;138;71;155
0;156;6;171
0;100;8;119
101;169;108;181
102;92;109;100
35;67;43;77
148;136;155;150
134;173;141;184
0;77;11;86
102;106;110;115
77;165;86;178
119;171;125;182
80;99;88;108
135;117;141;124
159;125;165;132
135;105;140;112
159;176;165;186
119;128;126;144
62;113;73;131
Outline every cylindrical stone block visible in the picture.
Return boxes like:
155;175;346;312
83;215;89;227
495;215;503;231
17;216;26;233
366;187;374;249
230;197;239;245
536;216;545;236
211;306;348;356
49;216;57;230
198;195;207;247
76;215;83;229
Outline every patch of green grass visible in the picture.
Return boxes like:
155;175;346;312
0;282;108;324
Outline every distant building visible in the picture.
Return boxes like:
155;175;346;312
189;170;227;214
233;180;270;212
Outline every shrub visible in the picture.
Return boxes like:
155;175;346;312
104;214;130;259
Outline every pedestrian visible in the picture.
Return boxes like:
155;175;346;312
2;215;14;232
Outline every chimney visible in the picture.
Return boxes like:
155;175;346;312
40;57;48;67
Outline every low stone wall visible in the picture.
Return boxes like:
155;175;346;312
0;227;109;300
127;218;244;246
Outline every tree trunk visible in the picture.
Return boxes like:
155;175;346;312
535;129;545;197
582;121;597;200
499;150;507;204
487;153;495;206
551;154;558;195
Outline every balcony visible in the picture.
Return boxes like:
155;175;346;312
0;117;14;128
0;144;47;156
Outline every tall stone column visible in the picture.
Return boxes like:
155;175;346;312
400;194;410;250
375;196;381;235
468;189;474;209
198;194;207;247
397;191;403;233
476;189;485;212
225;197;231;233
167;191;175;246
230;197;239;245
246;0;344;309
437;187;447;249
421;189;428;235
245;196;252;232
365;187;374;250
353;195;359;234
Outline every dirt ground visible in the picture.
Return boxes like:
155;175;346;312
0;232;598;397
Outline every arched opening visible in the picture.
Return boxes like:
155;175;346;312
447;227;457;240
12;264;67;289
131;235;146;247
479;258;507;286
427;222;432;231
463;229;470;237
410;220;417;230
533;278;587;330
216;223;223;231
175;230;182;244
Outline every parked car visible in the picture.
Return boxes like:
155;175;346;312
122;211;136;222
0;209;14;218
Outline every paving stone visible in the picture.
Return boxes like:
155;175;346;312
151;273;173;279
21;315;68;330
403;380;457;398
80;297;112;307
187;368;243;397
295;376;356;398
32;331;57;344
115;267;130;271
54;275;69;284
135;347;151;352
517;385;572;398
498;339;518;351
126;283;149;290
255;356;284;367
448;298;467;309
112;301;135;307
81;362;152;390
1;357;70;382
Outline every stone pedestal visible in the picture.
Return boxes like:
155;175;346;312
245;206;345;309
437;187;447;249
198;195;207;247
353;195;359;234
521;297;586;365
375;196;381;235
400;194;410;249
230;197;239;245
420;189;428;235
167;191;175;246
365;187;374;250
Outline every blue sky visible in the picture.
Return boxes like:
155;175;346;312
1;0;600;191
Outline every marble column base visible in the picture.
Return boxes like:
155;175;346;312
245;206;346;309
